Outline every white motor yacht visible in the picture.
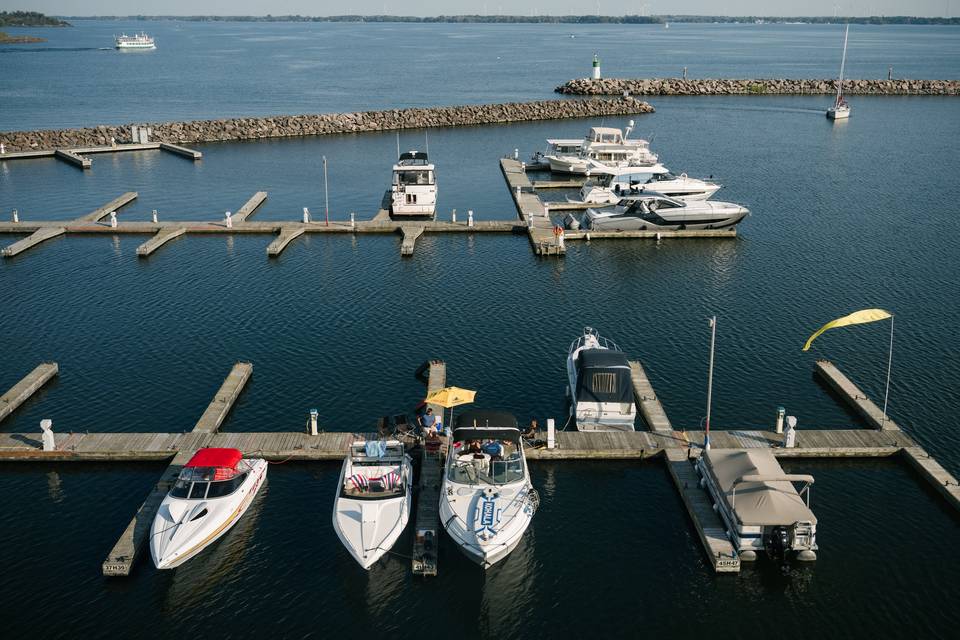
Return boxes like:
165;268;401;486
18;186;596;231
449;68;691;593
150;448;267;569
827;25;851;120
546;123;657;174
579;192;749;231
390;150;437;216
575;162;721;203
332;440;413;570
440;410;538;569
115;33;156;49
566;327;636;432
530;138;583;169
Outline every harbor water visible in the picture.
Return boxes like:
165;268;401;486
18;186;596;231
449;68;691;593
1;20;959;640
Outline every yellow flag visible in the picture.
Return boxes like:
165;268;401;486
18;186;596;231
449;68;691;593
802;308;892;351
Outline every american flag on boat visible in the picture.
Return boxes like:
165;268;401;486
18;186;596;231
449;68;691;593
347;473;369;491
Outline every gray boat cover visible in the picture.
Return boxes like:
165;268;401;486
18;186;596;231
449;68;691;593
703;449;817;527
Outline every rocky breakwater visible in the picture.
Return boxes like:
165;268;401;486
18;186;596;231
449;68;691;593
0;97;654;153
556;77;960;96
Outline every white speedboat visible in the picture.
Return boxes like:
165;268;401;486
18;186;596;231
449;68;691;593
115;32;156;49
390;150;437;216
530;138;583;169
546;124;657;175
579;192;749;231
566;327;636;432
827;25;851;120
575;162;721;203
440;411;538;569
332;440;413;569
150;448;267;569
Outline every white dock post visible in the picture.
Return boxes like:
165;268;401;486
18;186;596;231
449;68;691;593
109;211;118;228
516;186;521;201
308;408;319;436
547;418;556;449
451;208;457;223
543;202;550;219
0;143;5;154
110;136;116;148
350;212;355;229
513;148;519;160
784;416;797;448
467;210;474;228
12;209;18;223
775;406;785;434
303;207;310;224
225;211;233;229
151;209;158;223
557;227;565;251
40;419;55;451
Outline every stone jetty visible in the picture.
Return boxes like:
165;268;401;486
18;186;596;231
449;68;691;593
0;97;654;153
556;77;960;96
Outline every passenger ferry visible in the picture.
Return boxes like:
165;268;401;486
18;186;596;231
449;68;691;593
115;33;156;50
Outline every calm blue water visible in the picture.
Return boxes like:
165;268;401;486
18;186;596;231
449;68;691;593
1;21;960;640
1;20;959;129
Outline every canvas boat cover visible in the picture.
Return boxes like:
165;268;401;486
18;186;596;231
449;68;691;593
453;410;520;443
575;349;633;404
185;448;242;469
703;449;817;527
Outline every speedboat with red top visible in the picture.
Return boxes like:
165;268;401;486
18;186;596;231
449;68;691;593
150;447;267;569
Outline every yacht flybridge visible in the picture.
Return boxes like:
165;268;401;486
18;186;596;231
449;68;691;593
566;327;636;432
150;448;267;569
390;150;437;216
332;440;413;569
546;124;658;174
440;411;538;569
575;162;722;203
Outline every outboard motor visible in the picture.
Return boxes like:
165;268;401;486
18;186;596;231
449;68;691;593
766;525;790;561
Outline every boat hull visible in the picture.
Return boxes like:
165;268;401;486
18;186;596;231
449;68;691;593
826;107;851;120
439;482;535;569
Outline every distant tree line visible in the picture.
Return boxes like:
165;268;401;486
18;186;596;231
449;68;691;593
0;10;70;27
59;14;960;26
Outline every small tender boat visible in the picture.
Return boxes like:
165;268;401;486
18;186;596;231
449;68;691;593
578;192;749;231
546;124;658;174
115;32;156;49
696;448;818;561
332;440;413;569
574;162;721;203
566;327;636;432
150;448;267;569
390;150;437;216
827;25;851;120
440;410;538;569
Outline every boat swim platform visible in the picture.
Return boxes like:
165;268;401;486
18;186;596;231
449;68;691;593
0;142;202;170
1;358;957;576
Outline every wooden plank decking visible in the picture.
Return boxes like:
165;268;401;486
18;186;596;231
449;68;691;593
0;362;59;422
630;360;672;432
816;359;901;430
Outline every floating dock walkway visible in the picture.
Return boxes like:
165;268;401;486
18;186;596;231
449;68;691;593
0;362;58;423
412;360;447;576
0;142;202;170
1;356;957;576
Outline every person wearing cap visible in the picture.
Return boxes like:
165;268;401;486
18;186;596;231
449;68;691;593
418;407;437;436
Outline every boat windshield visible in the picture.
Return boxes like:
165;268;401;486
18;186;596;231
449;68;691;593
170;471;248;500
394;170;434;186
447;440;525;485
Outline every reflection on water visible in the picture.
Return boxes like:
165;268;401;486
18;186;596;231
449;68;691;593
46;470;63;503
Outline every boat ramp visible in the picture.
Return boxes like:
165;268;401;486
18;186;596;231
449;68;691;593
1;354;957;577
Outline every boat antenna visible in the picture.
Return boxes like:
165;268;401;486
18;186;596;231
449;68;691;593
396;132;400;159
425;130;429;155
704;315;717;451
322;155;330;227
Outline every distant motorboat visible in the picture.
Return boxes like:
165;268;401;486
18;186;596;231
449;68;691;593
827;25;851;120
115;32;155;49
545;124;658;175
579;192;749;232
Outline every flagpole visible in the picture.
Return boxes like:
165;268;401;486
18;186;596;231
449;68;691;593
881;315;894;428
705;316;716;451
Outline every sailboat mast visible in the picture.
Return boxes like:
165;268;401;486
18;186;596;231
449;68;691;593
836;24;849;105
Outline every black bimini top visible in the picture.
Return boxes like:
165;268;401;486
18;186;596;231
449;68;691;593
398;151;429;165
454;410;520;443
576;349;634;404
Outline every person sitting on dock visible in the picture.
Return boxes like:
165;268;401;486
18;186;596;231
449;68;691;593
523;419;538;440
418;407;437;437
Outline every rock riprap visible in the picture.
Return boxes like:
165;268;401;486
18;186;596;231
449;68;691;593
556;77;960;96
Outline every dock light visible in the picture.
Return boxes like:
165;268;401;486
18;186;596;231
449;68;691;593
547;418;556;449
151;209;158;223
350;212;355;229
225;211;232;229
109;211;118;228
308;409;319;436
303;207;310;224
775;406;786;434
12;209;19;223
592;53;601;80
467;210;474;228
704;316;717;451
451;208;457;223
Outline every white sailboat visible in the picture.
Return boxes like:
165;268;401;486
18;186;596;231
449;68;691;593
827;25;851;120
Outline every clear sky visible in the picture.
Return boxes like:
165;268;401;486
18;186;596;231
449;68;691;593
2;1;953;17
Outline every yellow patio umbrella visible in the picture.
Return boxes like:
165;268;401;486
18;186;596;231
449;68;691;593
424;386;477;434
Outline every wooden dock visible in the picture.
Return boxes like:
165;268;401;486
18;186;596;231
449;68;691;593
629;360;672;432
101;362;252;576
412;359;446;576
136;226;186;257
232;192;267;222
400;225;425;257
0;362;58;423
501;158;565;256
266;226;307;257
0;142;201;169
815;359;901;430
